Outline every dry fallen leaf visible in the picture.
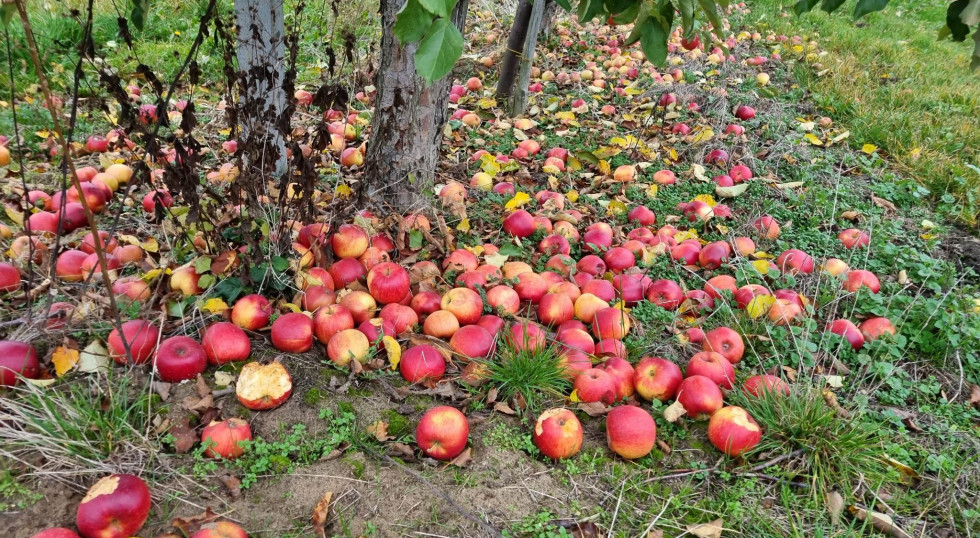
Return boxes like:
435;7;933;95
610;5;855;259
51;346;80;377
848;505;912;538
168;418;198;454
449;447;473;467
311;491;334;538
826;491;844;524
366;420;394;442
493;401;517;415
577;401;612;417
663;400;687;423
218;475;241;499
170;508;219;535
969;384;980;408
687;518;724;538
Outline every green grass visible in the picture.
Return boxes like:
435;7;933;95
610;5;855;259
746;0;980;227
480;337;572;415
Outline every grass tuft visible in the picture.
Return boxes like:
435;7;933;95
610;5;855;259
481;337;572;415
732;385;893;500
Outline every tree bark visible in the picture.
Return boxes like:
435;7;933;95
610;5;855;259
508;0;545;117
495;0;532;100
234;0;287;191
360;0;470;213
540;0;559;37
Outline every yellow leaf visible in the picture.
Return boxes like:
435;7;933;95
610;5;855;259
476;97;497;109
34;129;51;138
751;260;773;274
4;204;24;226
142;269;163;282
480;152;501;177
646;184;659;198
554;111;576;121
504;192;531;211
566;190;579;202
465;245;484;256
674;230;699;242
607;200;628;216
218;128;232;136
200;298;229;314
667;148;679;162
716;224;729;234
457;218;470;233
334;184;353;198
569;389;581;403
597;160;612;176
593;146;621;159
689;127;714;144
383;336;401;370
861;143;878;155
746;295;775;319
282;302;302;313
140;237;159;253
832;131;850;143
78;339;109;373
485;252;508;267
567;156;582;171
804;133;824;146
52;346;80;377
694;194;717;207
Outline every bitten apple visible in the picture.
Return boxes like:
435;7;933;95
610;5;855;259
236;361;293;410
707;406;762;457
532;408;583;459
76;474;151;538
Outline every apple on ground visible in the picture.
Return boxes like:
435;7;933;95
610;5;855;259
449;325;495;359
676;375;724;419
190;521;250;538
686;351;736;390
231;294;273;330
573;368;617;404
271;312;314;352
708;406;762;457
202;418;253;459
632;356;683;402
415;406;469;460
154;336;207;382
400;344;447;384
0;340;40;386
31;529;81;538
743;375;790;397
606;405;657;459
532;408;583;459
702;327;745;364
76;474;151;538
236;361;293;410
108;320;160;365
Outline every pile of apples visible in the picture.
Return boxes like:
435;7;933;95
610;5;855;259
30;473;248;538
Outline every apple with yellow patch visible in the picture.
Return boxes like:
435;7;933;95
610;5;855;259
236;361;293;410
532;408;583;459
76;474;151;538
707;405;762;457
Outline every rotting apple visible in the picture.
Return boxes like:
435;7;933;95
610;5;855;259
236;361;293;410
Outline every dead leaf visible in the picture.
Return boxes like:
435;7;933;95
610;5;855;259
656;439;672;455
312;491;334;538
871;196;897;212
449;447;473;467
389;442;415;461
170;508;219;535
152;381;172;401
51;346;80;377
570;521;602;538
168;418;198;454
848;505;912;538
577;402;612;417
366;420;394;442
687;518;724;538
826;491;844;524
822;389;848;417
663;400;687;423
647;531;664;538
841;210;862;222
218;475;241;499
969;384;980;408
493;401;517;415
77;339;110;373
195;374;212;397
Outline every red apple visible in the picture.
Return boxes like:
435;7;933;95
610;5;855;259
270;312;314;352
702;327;744;364
838;228;869;249
154;336;207;382
416;406;469;460
313;304;356;344
597;357;635;399
236;361;292;410
826;319;864;350
0;340;40;386
31;529;81;538
331;223;369;259
503;209;535;237
686;351;735;390
573;368;617;404
441;287;483;325
400;344;447;383
532;408;583;459
708;406;762;456
776;249;814;275
860;317;896;342
743;375;790;397
734;105;756;120
606;405;656;459
844;269;880;293
592;307;630;340
632;357;683;402
108;320;160;365
231;294;272;330
202;418;252;459
449;325;495;359
676;375;724;419
327;329;371;366
0;262;22;291
366;262;410;304
423;310;460;338
646;279;684;309
190;521;249;538
76;474;151;538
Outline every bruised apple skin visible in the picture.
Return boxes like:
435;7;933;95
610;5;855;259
76;474;151;538
236;361;293;410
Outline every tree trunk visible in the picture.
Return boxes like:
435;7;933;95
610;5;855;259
234;0;287;191
540;0;559;37
508;0;545;117
495;0;532;100
360;0;470;213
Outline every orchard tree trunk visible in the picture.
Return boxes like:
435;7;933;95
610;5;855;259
540;0;558;37
361;0;470;213
508;0;545;116
495;0;531;100
234;0;287;192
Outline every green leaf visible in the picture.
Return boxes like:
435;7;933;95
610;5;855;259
130;0;150;30
853;0;889;19
972;28;980;69
1;4;15;27
624;12;648;45
578;0;605;23
271;255;290;272
794;0;820;15
414;18;463;84
197;274;216;290
575;150;600;165
678;0;696;36
820;0;847;13
193;256;212;274
409;229;424;250
604;0;633;15
697;0;722;30
639;17;669;66
554;0;572;9
418;0;455;18
610;2;640;24
717;0;729;9
947;0;972;41
394;0;435;44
